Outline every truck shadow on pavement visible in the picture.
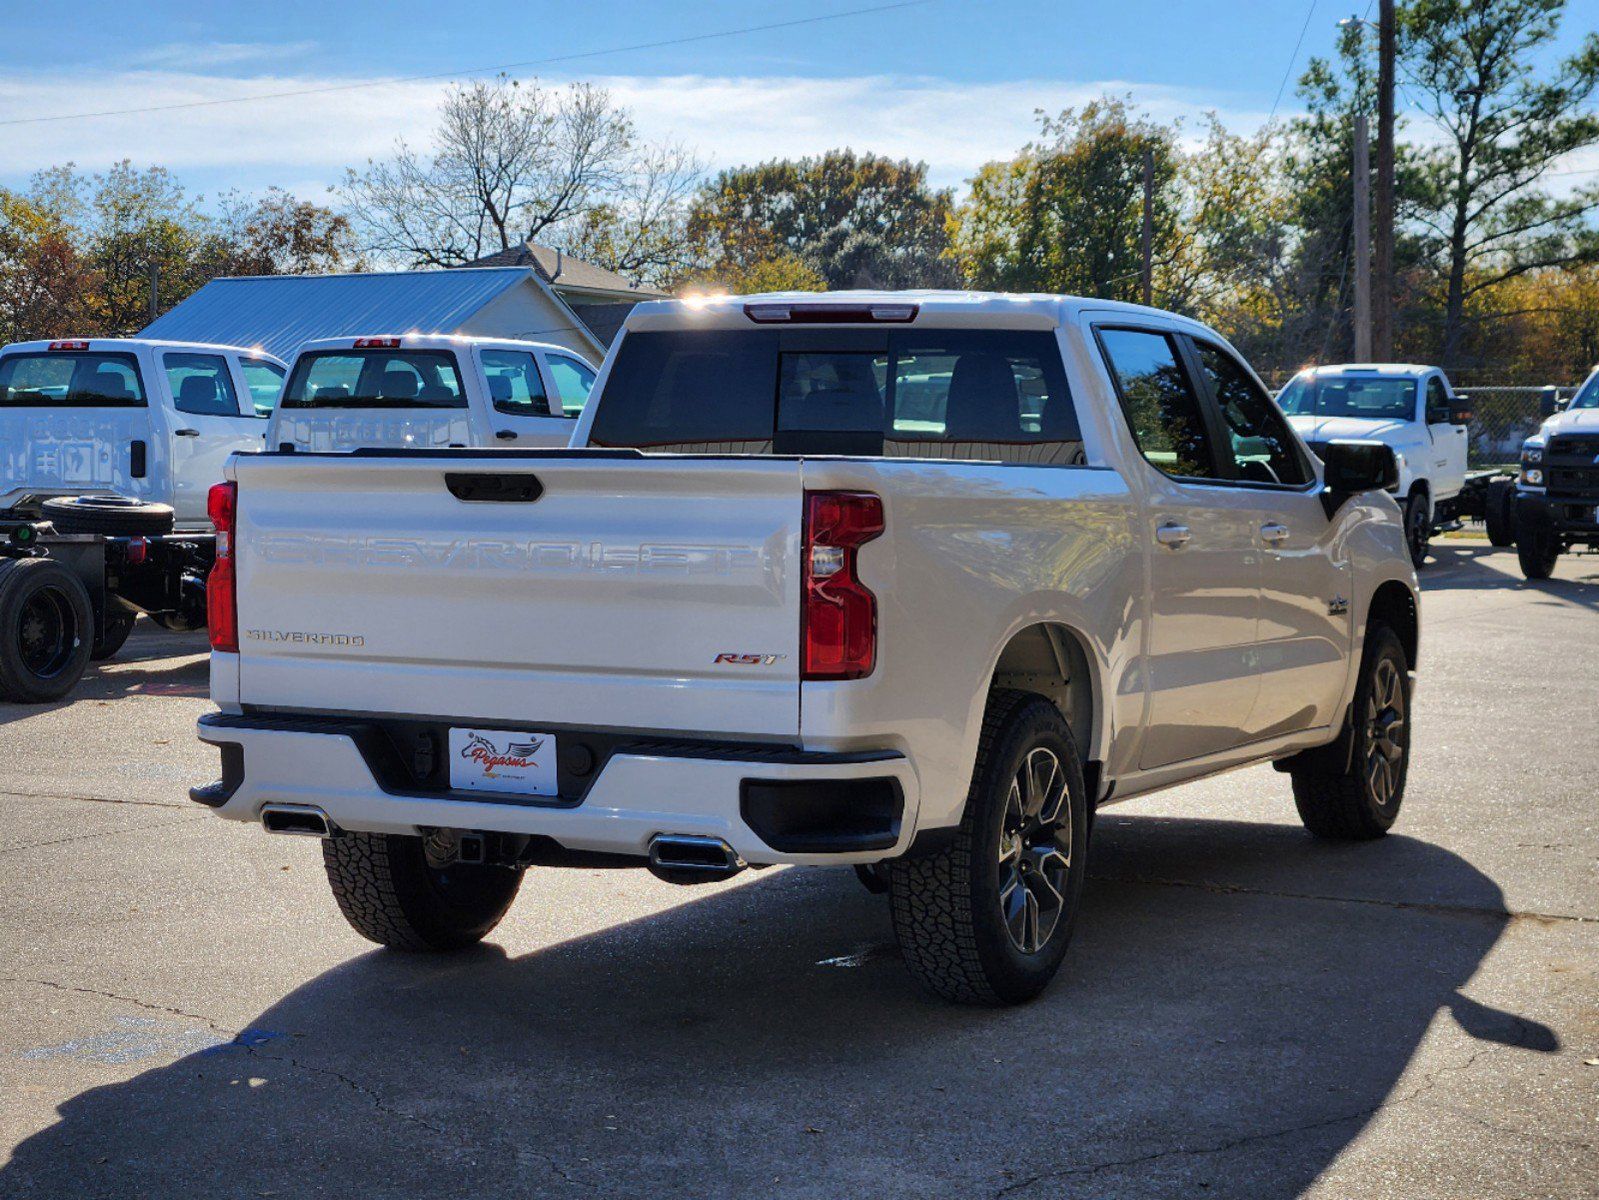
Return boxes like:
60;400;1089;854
0;628;209;727
1;817;1556;1200
1424;541;1599;605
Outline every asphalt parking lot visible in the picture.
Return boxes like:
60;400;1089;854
1;538;1595;1199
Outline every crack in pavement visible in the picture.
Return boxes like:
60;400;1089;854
4;977;233;1033
1090;872;1598;925
0;813;208;857
0;787;190;811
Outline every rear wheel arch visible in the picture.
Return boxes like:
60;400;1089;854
988;622;1100;789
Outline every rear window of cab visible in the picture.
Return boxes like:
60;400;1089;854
0;352;147;407
588;328;1083;464
280;350;466;410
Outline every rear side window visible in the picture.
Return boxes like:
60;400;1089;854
481;350;553;417
240;358;285;417
547;355;597;417
280;350;466;409
0;352;146;408
1097;328;1219;480
165;353;241;417
590;329;1081;464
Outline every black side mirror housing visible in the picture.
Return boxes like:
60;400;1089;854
1319;440;1400;518
1448;403;1473;425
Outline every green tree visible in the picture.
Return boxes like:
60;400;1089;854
214;188;360;277
952;99;1181;303
688;150;956;290
1400;0;1599;365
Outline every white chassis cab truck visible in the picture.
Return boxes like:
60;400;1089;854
266;335;598;454
194;293;1420;1005
0;337;286;699
1277;363;1490;567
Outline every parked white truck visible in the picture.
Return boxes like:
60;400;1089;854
1277;363;1486;567
1513;364;1599;580
194;292;1420;1004
267;335;597;453
0;338;286;699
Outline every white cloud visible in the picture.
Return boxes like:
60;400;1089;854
0;68;1273;199
129;41;321;69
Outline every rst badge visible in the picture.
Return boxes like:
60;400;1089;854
448;728;559;797
714;653;787;666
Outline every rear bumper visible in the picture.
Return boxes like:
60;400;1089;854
195;711;919;866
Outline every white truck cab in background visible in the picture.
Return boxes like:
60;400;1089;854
1278;363;1469;566
0;338;285;530
266;334;598;454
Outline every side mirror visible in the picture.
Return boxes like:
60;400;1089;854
1319;440;1399;518
1555;395;1572;412
1449;404;1473;425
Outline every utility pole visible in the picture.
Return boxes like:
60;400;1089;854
1373;0;1396;358
1139;148;1154;306
1352;114;1372;361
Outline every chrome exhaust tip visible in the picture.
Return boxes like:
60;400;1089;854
260;804;332;838
646;835;744;884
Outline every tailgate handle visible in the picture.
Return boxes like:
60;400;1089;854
445;473;543;503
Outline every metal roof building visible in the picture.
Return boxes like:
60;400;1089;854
141;264;634;365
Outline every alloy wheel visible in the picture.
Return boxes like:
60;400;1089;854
997;747;1072;955
1364;657;1406;808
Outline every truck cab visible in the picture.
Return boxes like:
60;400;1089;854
1513;364;1599;579
1278;363;1469;566
0;338;286;531
266;335;598;454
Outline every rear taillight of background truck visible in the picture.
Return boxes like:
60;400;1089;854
206;481;238;652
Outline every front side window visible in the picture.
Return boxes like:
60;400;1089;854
1425;377;1451;424
240;358;286;417
547;355;597;417
280;350;466;409
165;353;241;417
589;329;1081;464
1571;369;1599;410
1195;341;1311;486
1097;328;1219;479
481;350;553;417
1278;374;1417;421
0;352;146;408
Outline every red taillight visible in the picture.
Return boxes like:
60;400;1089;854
48;340;89;351
353;336;401;348
206;482;238;652
802;491;884;680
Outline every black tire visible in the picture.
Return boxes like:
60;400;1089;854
1517;529;1560;580
0;557;94;703
1403;491;1430;568
1483;479;1516;548
41;495;174;537
321;831;523;951
887;690;1089;1005
1291;625;1410;840
91;610;136;661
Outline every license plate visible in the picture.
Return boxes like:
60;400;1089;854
448;728;559;797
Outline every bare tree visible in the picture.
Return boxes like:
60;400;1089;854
342;77;700;276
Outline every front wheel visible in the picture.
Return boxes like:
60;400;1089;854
91;610;136;661
322;832;524;950
1404;493;1431;568
1517;530;1560;580
887;690;1089;1005
1291;625;1410;840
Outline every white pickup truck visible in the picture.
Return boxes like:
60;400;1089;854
194;292;1420;1004
1278;363;1472;567
266;335;597;453
1513;364;1599;579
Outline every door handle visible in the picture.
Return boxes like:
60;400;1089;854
494;429;517;440
1260;522;1291;545
1155;522;1192;549
174;428;200;437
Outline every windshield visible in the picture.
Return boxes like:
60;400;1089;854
1571;370;1599;410
1278;374;1416;421
0;352;147;408
588;328;1081;463
280;350;466;409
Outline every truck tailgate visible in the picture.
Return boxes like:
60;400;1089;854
229;453;803;737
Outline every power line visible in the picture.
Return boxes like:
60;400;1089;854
1268;0;1319;125
0;1;932;128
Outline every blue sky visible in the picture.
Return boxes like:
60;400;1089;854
1;0;1595;203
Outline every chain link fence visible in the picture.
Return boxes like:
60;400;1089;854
1454;385;1580;469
